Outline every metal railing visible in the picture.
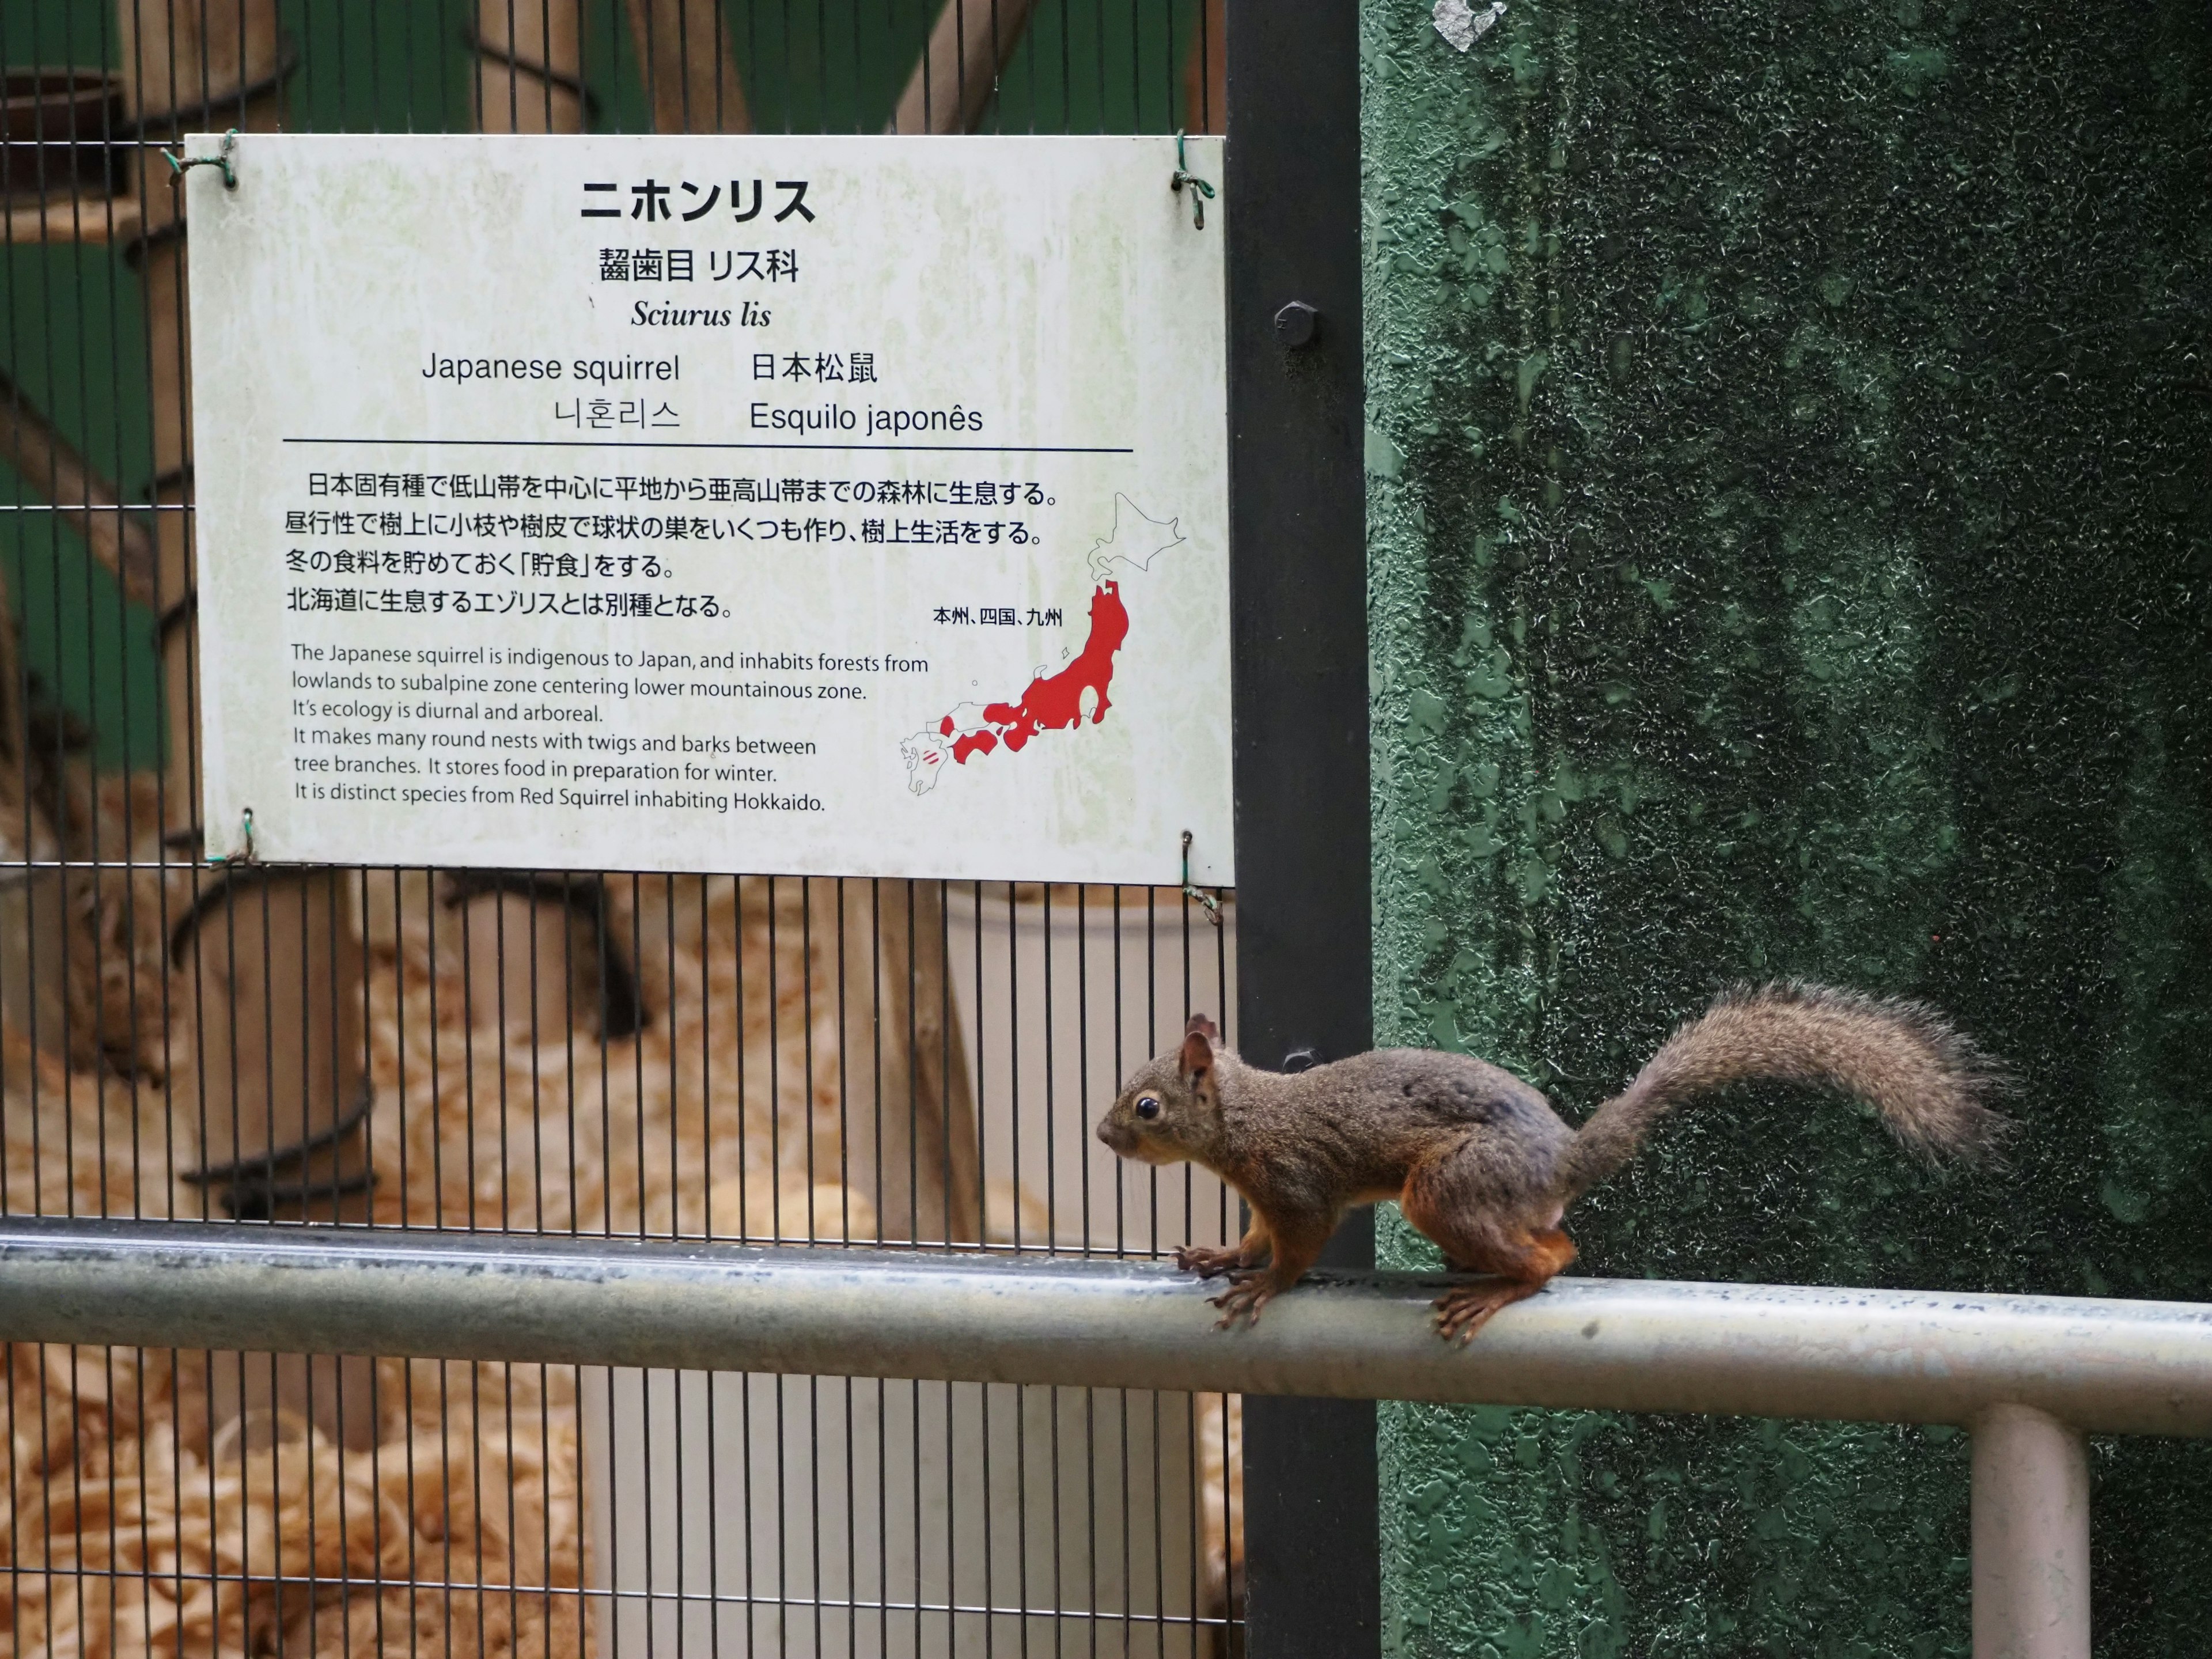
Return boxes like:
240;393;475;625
3;1219;2199;1658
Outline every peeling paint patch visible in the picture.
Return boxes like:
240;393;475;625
1433;0;1505;52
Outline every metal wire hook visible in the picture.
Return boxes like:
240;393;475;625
206;806;255;866
1169;131;1217;230
165;128;239;190
1181;828;1222;924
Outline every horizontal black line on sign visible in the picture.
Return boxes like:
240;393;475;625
281;437;1137;454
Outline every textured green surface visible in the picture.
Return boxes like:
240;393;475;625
1362;0;2212;1652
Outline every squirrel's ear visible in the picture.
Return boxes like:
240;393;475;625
1179;1027;1214;1082
1185;1013;1219;1042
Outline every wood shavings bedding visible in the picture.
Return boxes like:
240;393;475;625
5;781;1240;1656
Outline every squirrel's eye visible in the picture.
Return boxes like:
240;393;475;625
1135;1096;1161;1120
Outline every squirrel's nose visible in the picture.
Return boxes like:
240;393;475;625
1095;1119;1121;1150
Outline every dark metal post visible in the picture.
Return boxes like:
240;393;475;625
1224;0;1379;1652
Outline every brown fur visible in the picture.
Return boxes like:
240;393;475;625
1094;984;2010;1340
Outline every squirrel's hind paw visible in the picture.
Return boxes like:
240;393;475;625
1207;1270;1274;1329
1433;1283;1525;1344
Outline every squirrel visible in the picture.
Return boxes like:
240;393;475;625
1093;982;2010;1340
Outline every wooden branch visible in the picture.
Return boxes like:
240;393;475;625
1;192;143;248
888;0;1040;135
0;368;161;613
622;0;752;134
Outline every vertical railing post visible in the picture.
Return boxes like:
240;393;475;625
1972;1403;2091;1659
1225;0;1379;1653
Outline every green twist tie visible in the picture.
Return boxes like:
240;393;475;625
1170;131;1216;230
166;129;240;190
207;807;255;866
1180;830;1222;925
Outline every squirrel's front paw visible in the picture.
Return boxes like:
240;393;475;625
1175;1244;1244;1279
1207;1270;1275;1330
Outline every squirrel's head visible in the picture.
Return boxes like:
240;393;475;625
1096;1014;1225;1166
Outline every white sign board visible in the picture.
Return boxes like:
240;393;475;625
185;133;1230;885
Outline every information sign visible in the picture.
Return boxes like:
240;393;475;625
185;133;1230;884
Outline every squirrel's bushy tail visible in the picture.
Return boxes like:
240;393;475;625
1554;981;2012;1203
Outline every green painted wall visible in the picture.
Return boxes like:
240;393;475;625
1362;0;2212;1653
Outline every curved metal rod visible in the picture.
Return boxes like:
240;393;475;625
0;1220;2206;1438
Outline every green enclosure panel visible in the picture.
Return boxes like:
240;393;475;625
1361;0;2211;1653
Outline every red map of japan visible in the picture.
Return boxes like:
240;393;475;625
900;495;1184;795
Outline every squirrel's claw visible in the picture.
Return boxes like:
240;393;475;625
1431;1283;1521;1344
1207;1269;1273;1329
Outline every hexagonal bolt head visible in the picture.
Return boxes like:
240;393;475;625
1273;300;1320;349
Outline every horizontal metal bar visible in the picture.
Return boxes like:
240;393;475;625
1;1220;2207;1437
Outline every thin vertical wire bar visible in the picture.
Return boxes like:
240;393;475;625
740;1367;760;1658
971;880;986;1249
1022;0;1037;130
836;876;850;1241
600;1361;620;1659
1005;882;1019;1251
23;0;72;1210
1041;883;1055;1251
699;874;715;1243
1179;888;1194;1276
301;1348;321;1650
1150;885;1168;1256
987;0;1002;133
535;1360;559;1659
869;878;883;1249
627;870;646;1237
498;1362;522;1659
707;1357;726;1659
1058;0;1071;131
802;878;817;1241
1118;1381;1133;1652
403;1338;421;1659
0;114;28;1198
540;0;559;131
736;875;752;1242
566;878;584;1238
906;878;923;1247
428;861;448;1229
1076;884;1092;1255
952;0;967;128
1083;1384;1100;1659
7;1348;21;1659
936;878;953;1249
525;880;546;1234
384;872;406;1236
1126;0;1138;132
669;1363;686;1658
784;0;796;133
808;1370;825;1656
1109;885;1124;1257
368;1327;391;1659
666;877;679;1238
493;883;514;1232
767;874;782;1241
461;877;482;1231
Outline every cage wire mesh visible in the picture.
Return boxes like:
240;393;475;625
0;2;1240;1653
